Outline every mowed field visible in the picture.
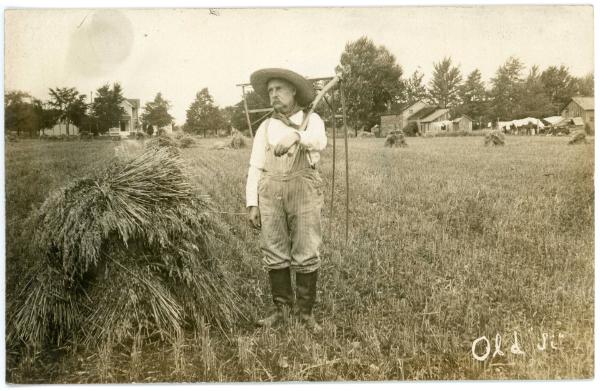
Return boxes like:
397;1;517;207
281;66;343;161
4;135;594;382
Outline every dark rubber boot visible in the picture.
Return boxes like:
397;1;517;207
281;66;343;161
256;267;293;328
296;270;322;333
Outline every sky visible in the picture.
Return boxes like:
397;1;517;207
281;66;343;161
3;4;594;124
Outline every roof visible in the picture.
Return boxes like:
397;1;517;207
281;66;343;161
572;117;584;126
403;100;428;112
543;116;564;125
561;96;594;113
452;115;473;123
407;105;438;121
127;99;141;109
420;108;450;123
382;100;428;117
571;96;594;111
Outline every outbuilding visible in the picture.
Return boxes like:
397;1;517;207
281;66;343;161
451;115;473;132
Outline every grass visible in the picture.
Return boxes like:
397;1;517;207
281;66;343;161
4;135;594;382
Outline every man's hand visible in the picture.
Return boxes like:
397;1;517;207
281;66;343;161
274;132;301;157
247;206;261;229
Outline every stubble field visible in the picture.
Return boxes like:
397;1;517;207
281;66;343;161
4;134;594;382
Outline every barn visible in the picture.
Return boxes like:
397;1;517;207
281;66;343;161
452;115;473;132
418;109;450;133
561;96;594;133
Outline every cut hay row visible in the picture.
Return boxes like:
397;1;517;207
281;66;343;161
7;145;247;355
144;134;196;151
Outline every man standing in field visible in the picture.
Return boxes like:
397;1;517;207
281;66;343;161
246;68;327;333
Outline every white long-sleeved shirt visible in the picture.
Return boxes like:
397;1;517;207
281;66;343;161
245;110;327;207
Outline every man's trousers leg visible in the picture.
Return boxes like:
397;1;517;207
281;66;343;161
257;176;293;327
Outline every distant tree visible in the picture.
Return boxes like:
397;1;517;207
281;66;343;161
403;69;429;105
517;65;555;118
33;99;59;133
575;72;594;97
4;91;36;137
184;88;225;137
219;106;237;135
428;57;462;108
91;83;125;134
540;65;578;114
141;92;174;133
48;87;87;135
489;56;525;120
336;36;404;132
456;69;488;127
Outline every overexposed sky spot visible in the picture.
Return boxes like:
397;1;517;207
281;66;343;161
4;6;594;124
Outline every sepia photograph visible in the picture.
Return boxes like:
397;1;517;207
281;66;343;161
1;1;596;384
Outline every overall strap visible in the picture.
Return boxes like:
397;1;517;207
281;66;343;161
299;110;315;168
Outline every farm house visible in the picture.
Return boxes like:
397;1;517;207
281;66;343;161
380;100;431;136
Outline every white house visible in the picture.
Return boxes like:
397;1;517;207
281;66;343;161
40;122;80;136
112;99;141;138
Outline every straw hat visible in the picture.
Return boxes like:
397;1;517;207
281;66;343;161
250;68;315;107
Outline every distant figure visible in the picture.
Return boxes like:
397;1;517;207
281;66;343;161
371;124;380;137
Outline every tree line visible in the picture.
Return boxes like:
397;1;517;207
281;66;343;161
337;36;594;132
182;36;594;137
6;35;593;137
5;83;175;137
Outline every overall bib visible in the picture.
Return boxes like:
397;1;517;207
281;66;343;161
258;118;325;273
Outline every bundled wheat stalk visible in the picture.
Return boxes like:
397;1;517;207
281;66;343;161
179;135;195;148
384;131;407;148
568;130;588;145
230;130;247;149
8;147;246;353
145;134;181;152
484;130;505;146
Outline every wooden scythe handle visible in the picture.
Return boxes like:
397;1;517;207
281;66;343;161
286;75;341;156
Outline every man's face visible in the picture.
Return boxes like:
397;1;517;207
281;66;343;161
267;78;296;114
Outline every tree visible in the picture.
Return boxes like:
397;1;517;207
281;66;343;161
575;73;594;97
456;69;488;127
4;91;37;137
428;57;462;108
540;65;577;114
336;36;404;132
184;88;226;137
141;93;174;134
48;87;88;135
33;99;59;133
403;69;429;105
489;56;525;120
517;65;554;119
229;90;270;134
219;106;237;135
91;83;125;134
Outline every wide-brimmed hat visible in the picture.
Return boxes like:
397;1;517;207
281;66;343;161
250;68;315;107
